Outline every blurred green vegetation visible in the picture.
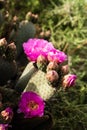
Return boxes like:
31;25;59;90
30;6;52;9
0;0;87;129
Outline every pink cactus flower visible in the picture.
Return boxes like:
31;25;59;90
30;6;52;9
23;38;54;61
18;91;45;118
62;74;77;88
47;49;67;63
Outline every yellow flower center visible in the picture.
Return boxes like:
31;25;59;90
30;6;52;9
28;101;39;110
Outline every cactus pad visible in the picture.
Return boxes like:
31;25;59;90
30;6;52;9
14;21;36;57
0;58;17;85
15;62;37;93
24;69;56;100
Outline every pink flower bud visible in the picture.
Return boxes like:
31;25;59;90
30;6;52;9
39;31;45;38
37;54;47;64
0;38;7;55
47;61;59;71
0;124;8;130
8;42;16;50
45;30;51;38
34;14;38;19
46;70;59;83
0;38;7;47
13;15;18;22
1;107;13;122
62;74;77;88
61;65;69;75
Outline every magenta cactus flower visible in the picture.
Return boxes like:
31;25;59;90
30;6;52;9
62;74;77;88
1;107;13;122
18;91;45;118
23;38;54;61
47;49;67;63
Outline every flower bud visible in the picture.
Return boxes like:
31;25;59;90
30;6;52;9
30;13;38;23
45;30;51;38
37;55;47;71
13;15;18;22
61;65;69;75
47;61;59;71
1;107;13;123
34;14;38;19
0;124;8;130
37;55;47;64
39;31;45;38
46;70;59;83
62;74;77;88
0;38;7;55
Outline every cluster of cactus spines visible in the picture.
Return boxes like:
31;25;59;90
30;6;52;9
0;38;17;85
14;21;36;58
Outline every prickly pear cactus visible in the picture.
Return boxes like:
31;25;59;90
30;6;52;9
15;62;56;101
0;38;17;85
14;21;36;57
16;38;73;101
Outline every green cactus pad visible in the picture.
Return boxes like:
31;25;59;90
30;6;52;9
0;58;17;85
23;64;56;100
15;62;37;93
14;21;36;57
